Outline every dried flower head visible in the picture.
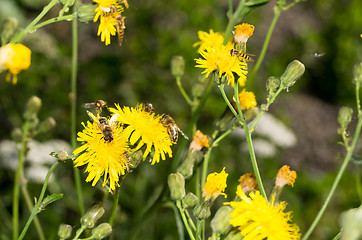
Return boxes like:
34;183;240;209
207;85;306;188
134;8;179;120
0;43;31;84
238;173;258;193
202;167;228;202
276;165;297;187
233;23;255;45
190;130;210;152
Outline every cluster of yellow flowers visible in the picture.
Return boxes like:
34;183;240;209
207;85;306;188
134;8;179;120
73;103;174;192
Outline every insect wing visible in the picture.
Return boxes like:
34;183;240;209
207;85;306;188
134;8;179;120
83;102;96;109
109;113;120;128
87;110;103;130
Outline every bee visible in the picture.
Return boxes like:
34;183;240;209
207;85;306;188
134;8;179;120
161;114;189;143
87;111;119;143
230;49;255;62
83;100;108;114
116;15;126;46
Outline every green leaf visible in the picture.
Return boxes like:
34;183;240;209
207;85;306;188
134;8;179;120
37;194;63;213
245;0;270;7
351;155;362;167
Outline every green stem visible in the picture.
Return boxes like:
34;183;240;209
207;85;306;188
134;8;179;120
223;0;248;46
10;0;59;43
71;1;85;216
356;83;361;117
249;7;281;83
32;14;75;32
109;187;120;226
72;225;87;240
301;116;362;240
21;186;45;240
176;201;196;240
176;76;193;106
218;85;244;124
18;162;60;240
13;122;29;240
331;231;341;240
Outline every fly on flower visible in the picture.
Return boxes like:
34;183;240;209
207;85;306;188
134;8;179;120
87;110;119;143
230;49;255;62
115;15;126;46
83;100;108;114
161;114;189;143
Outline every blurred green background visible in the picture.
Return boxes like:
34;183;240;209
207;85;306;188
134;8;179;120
0;0;362;239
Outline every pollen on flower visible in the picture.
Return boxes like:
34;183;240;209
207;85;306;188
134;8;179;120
225;186;301;240
234;23;255;45
202;167;228;202
276;165;297;187
190;130;210;152
236;89;257;110
0;43;31;84
238;173;258;193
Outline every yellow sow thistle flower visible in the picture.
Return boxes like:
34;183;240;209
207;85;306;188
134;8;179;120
234;23;255;45
193;29;233;53
202;167;228;202
237;89;257;110
73;116;130;192
276;165;297;188
225;186;301;240
0;43;31;84
110;104;173;165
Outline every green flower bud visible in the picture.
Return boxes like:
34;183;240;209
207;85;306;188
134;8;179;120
59;0;75;6
37;117;56;134
339;206;362;240
243;107;259;124
1;17;18;44
353;62;362;85
177;149;202;179
183;192;199;208
280;60;305;89
58;224;72;239
80;203;105;229
215;107;237;132
225;230;243;240
266;76;280;95
193;201;211;220
24;96;42;121
77;4;97;23
211;206;233;234
171;56;185;78
11;128;22;142
91;223;112;240
338;106;353;129
168;173;186;201
192;82;206;100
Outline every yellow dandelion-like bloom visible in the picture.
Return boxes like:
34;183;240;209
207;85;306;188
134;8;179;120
238;173;258;193
237;89;257;110
73;118;130;192
202;167;228;202
193;30;233;53
276;165;297;187
110;104;173;165
234;23;255;45
93;0;124;45
195;45;248;87
189;130;210;152
225;186;301;240
0;43;31;84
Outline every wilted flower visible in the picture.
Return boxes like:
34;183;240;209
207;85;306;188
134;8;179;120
233;23;255;45
202;167;228;202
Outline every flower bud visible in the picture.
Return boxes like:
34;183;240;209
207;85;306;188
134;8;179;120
58;149;70;162
243;106;259;124
225;230;243;240
91;223;112;240
77;4;97;23
339;206;362;240
177;151;198;179
58;224;72;239
353;62;362;85
215;107;237;132
37;117;56;134
60;0;75;7
266;76;280;95
338;106;353;129
168;173;186;201
1;17;18;44
24;96;42;121
211;206;233;234
183;192;199;208
193;201;211;220
280;60;305;89
192;81;206;100
80;203;105;229
171;56;185;78
11;128;22;142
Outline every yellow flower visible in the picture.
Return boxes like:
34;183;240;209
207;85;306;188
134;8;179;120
237;89;257;110
202;167;228;201
234;23;255;45
193;30;233;53
195;45;248;87
276;165;297;187
189;130;210;152
93;0;124;45
110;104;173;165
225;186;301;240
0;43;31;84
73;117;130;192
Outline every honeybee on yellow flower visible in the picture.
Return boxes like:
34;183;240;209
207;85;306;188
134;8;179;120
87;111;119;143
161;114;189;143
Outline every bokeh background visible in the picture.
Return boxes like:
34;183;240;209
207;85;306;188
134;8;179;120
0;0;362;239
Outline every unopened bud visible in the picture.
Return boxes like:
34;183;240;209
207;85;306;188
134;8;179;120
211;206;233;234
91;223;112;239
192;82;206;100
24;96;42;121
280;60;305;89
338;106;353;129
243;107;259;124
171;56;185;78
225;230;243;240
38;117;56;134
11;128;22;142
193;201;211;220
80;203;105;228
353;62;362;85
215;107;237;132
177;151;198;179
58;224;72;239
168;173;186;200
77;4;97;23
183;192;199;208
266;76;280;95
1;17;18;44
340;206;362;240
58;149;70;162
